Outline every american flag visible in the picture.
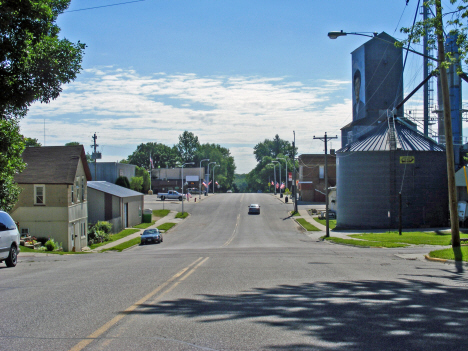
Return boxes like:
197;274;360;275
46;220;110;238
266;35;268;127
149;155;154;168
271;181;274;186
202;181;207;187
280;183;285;189
276;182;279;189
215;181;219;185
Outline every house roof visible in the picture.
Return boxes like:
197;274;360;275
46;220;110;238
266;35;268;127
15;145;92;184
338;118;444;152
87;181;143;198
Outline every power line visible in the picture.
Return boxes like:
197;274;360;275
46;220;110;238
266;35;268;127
65;0;146;13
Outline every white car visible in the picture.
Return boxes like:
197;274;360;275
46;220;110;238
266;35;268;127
0;211;20;267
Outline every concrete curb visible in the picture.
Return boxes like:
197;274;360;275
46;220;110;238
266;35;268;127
424;254;468;267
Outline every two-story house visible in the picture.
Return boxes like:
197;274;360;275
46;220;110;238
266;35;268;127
11;145;92;251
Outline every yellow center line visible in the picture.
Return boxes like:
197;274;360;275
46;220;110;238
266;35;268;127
69;257;205;351
222;213;240;248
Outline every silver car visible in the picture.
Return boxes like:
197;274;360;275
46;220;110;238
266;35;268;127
248;204;261;215
0;211;20;267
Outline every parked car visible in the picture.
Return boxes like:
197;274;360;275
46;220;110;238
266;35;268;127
0;211;20;267
227;190;233;193
188;188;200;194
140;228;163;245
157;190;186;201
248;204;261;214
318;210;336;220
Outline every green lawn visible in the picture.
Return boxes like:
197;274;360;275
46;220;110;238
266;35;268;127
324;237;408;248
350;231;468;246
290;211;300;217
19;245;89;254
89;229;139;250
296;218;321;231
158;222;176;231
101;237;141;252
153;209;170;218
175;212;189;219
314;218;337;229
133;221;156;229
429;246;468;262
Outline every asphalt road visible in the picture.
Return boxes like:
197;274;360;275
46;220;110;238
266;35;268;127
1;193;468;350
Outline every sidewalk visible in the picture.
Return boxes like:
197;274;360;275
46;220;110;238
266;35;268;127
91;210;184;252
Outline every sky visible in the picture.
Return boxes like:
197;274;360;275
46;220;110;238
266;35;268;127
21;0;468;173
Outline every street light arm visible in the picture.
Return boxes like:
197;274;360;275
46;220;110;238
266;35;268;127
328;30;438;62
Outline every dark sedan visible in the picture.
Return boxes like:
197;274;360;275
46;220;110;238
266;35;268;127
140;228;163;245
248;204;261;214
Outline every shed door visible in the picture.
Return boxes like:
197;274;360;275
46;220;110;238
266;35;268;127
124;203;128;228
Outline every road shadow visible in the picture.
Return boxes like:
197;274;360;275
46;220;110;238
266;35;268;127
130;279;468;350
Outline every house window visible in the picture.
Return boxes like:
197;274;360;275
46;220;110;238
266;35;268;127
34;185;45;205
71;184;74;203
81;222;86;238
319;166;324;179
76;177;80;203
81;176;85;201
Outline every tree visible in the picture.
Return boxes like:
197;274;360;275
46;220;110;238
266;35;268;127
135;166;151;194
0;0;86;120
65;142;80;146
176;131;200;163
130;177;143;192
400;0;462;248
253;135;296;162
128;142;179;169
0;1;85;211
24;137;41;147
0;120;26;211
116;176;130;189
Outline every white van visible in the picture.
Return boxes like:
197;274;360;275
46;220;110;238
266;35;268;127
0;211;20;267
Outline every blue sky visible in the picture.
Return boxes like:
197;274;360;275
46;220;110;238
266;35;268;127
21;0;466;173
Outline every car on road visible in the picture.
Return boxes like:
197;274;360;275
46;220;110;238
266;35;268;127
157;190;186;201
227;190;232;193
248;204;261;215
0;211;20;267
140;228;163;245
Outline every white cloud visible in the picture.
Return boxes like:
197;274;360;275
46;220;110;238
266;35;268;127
23;67;351;173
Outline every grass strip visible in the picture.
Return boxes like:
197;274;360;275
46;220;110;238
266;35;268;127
89;229;139;250
429;246;468;262
324;237;408;248
158;222;176;231
101;237;141;252
296;218;321;231
153;209;170;218
133;221;156;229
19;245;89;255
314;218;337;229
350;231;468;246
175;212;189;219
290;211;300;217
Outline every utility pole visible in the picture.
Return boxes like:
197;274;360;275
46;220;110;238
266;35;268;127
313;132;338;237
293;131;298;213
436;1;460;247
91;133;98;181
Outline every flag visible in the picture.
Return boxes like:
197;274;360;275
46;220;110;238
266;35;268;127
186;192;192;198
149;155;154;168
202;181;207;187
208;181;212;185
280;183;285;189
215;181;219;185
276;182;279;189
271;181;274;186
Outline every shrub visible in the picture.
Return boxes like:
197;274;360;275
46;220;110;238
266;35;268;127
116;176;130;188
45;239;56;251
88;221;112;241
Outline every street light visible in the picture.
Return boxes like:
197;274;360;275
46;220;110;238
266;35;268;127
213;165;220;194
180;162;194;214
276;157;288;193
199;158;209;199
328;27;460;245
270;162;277;195
207;162;216;195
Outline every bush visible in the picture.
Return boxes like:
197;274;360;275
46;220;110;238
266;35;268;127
116;176;130;188
88;221;112;241
45;239;56;251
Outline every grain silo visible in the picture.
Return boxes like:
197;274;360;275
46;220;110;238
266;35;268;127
336;116;448;229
